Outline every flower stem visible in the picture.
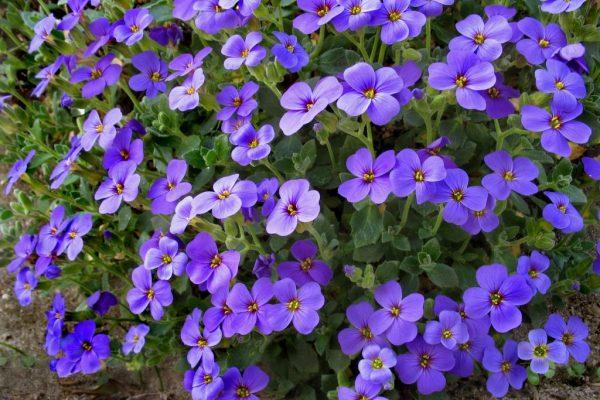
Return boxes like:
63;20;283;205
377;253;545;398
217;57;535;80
364;116;375;155
431;205;444;235
119;82;142;114
398;193;414;231
344;31;369;61
310;25;326;59
426;18;432;58
305;223;328;261
0;341;27;356
370;29;381;62
262;158;284;181
424;114;434;145
378;43;387;65
494;119;504;150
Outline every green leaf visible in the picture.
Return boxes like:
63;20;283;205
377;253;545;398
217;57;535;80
326;349;350;372
350;205;383;247
117;206;132;231
315;49;361;75
422;238;441;261
422;263;459;288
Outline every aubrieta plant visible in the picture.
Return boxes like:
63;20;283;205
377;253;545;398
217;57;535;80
0;0;598;399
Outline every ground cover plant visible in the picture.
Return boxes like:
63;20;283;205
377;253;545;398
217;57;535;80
0;0;598;398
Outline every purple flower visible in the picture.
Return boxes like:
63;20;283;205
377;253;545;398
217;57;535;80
582;157;600;180
126;266;173;320
60;93;74;108
14;267;37;306
392;61;423;106
556;43;589;74
521;100;591;157
194;174;257;219
148;159;192;215
266;179;320;236
253;253;275;278
204;288;237;337
122;324;150;355
338;148;394;204
230;124;275;166
144;236;188;280
222;365;269;400
516;251;551;295
544;313;590;363
277;239;332;287
267;278;324;335
193;0;239;34
46;292;65;331
70;54;122;98
149;22;183;47
424;310;469;350
482;150;538;200
358;344;396;384
81;108;122;151
189;362;224;400
271;32;309;72
29;15;56;53
50;138;83;189
103;128;144;172
416;136;457;169
541;0;585;14
337;62;403;125
480;73;520;119
450;334;494;378
94;161;140;214
369;281;424;346
167;47;212;81
222;115;252;136
84;18;114;57
371;0;426;44
428;51;496;110
4;150;35;195
257;177;278;216
433;169;488;225
410;0;454;17
170;196;200;233
168;69;205;111
87;291;117;316
395;336;455;395
333;0;382;32
7;234;37;273
338;376;386;400
449;14;513;61
217;81;259;121
542;191;584;233
229;278;274;335
535;59;586;109
181;308;221;368
482;340;527;397
59;320;110;375
390;148;446;204
517;328;568;374
293;0;344;34
460;195;499;235
129;51;168;99
57;0;88;31
338;301;387;355
186;232;240;293
221;32;266;70
56;213;92;260
113;8;153;45
463;264;533;333
32;60;60;98
279;76;343;136
516;18;567;65
36;205;65;255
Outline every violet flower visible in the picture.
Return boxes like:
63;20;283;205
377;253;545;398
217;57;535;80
279;76;343;135
339;148;395;204
193;174;257;219
267;278;325;335
338;376;386;400
338;301;387;355
482;150;538;200
463;264;533;333
480;73;520;119
271;31;309;72
228;123;275;163
122;324;150;355
81;107;122;151
460;195;499;235
216;81;259;121
4;150;35;195
56;213;92;260
222;115;251;136
228;278;274;335
337;62;403;125
582;157;600;180
516;251;551;295
293;0;343;34
424;310;469;350
113;8;153;46
168;69;205;111
428;50;496;111
203;288;237;337
57;0;88;31
86;291;117;316
253;253;275;278
170;196;201;234
416;136;457;169
369;281;424;345
410;0;454;17
392;61;423;106
126;266;173;320
358;344;396;384
331;0;381;32
542;191;584;233
544;313;590;363
36;205;65;254
390;148;446;204
29;15;56;53
144;236;188;280
450;334;494;378
395;336;455;395
221;32;266;70
14;267;37;306
84;18;113;58
541;0;585;14
432;168;488;226
7;234;38;273
32;60;60;98
222;365;269;400
51;138;83;189
266;179;320;236
94;161;140;214
193;0;239;34
185;232;240;293
129;51;168;99
517;328;568;374
277;239;332;287
516;18;566;65
482;340;527;398
70;54;122;98
103;128;144;172
166;47;212;81
149;22;183;47
257;177;278;216
148;159;192;215
521;100;591;157
535;59;586;109
372;0;426;44
180;308;221;368
58;320;110;375
449;14;513;62
189;362;224;400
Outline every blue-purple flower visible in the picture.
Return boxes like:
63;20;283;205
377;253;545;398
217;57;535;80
217;81;259;121
449;14;513;61
186;232;240;293
271;31;309;72
372;0;426;45
122;324;150;355
358;344;396;384
4;150;35;195
126;266;173;320
544;313;590;363
113;8;153;46
293;0;344;34
390;148;446;204
266;179;320;236
14;267;37;306
339;148;395;204
482;340;527;397
148;159;192;215
535;59;586;109
144;236;188;280
542;191;584;233
81;108;122;151
221;32;266;70
517;328;568;374
129;51;168;99
277;239;332;287
168;69;205;111
70;54;122;98
267;278;325;335
58;320;110;375
482;150;538;200
94;161;140;214
516;18;567;65
193;174;257;220
516;251;551;295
